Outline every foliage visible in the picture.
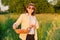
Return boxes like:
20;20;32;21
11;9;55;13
0;17;21;40
1;0;56;14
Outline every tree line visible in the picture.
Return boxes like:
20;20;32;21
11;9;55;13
1;0;60;14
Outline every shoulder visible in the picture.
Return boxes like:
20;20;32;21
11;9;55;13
33;16;36;19
33;16;38;21
20;13;25;16
19;13;26;17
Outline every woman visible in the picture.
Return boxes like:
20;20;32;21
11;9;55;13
13;3;39;40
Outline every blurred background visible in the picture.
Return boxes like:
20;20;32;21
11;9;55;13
0;0;60;40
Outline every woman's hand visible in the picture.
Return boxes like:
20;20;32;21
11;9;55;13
13;23;17;30
28;25;36;29
32;25;36;29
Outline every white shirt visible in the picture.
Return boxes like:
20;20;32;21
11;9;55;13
13;13;39;40
28;14;36;34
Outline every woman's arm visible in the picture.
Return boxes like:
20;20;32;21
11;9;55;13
13;14;30;34
34;16;39;29
13;14;23;30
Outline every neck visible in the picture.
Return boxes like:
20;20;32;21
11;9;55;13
27;13;32;16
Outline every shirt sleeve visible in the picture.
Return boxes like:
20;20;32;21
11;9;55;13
13;14;23;28
35;16;39;29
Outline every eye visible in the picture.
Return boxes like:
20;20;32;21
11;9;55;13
32;8;35;10
28;7;31;9
28;7;35;10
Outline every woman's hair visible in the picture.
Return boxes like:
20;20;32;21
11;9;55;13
25;3;35;16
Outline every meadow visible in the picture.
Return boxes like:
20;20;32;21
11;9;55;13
0;13;60;40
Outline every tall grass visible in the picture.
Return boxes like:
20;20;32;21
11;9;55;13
37;20;52;40
0;17;21;40
0;14;60;40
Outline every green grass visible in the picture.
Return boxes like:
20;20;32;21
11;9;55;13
0;13;60;40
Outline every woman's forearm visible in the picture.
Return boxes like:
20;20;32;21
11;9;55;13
13;23;18;30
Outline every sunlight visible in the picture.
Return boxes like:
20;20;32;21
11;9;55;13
47;0;58;5
0;0;9;12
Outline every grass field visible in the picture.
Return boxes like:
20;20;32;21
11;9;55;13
0;13;60;40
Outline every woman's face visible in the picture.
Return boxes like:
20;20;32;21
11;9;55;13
26;6;35;14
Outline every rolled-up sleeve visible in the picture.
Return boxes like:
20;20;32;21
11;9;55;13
13;14;23;28
35;16;39;29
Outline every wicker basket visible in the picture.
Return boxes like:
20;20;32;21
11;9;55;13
15;29;29;34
